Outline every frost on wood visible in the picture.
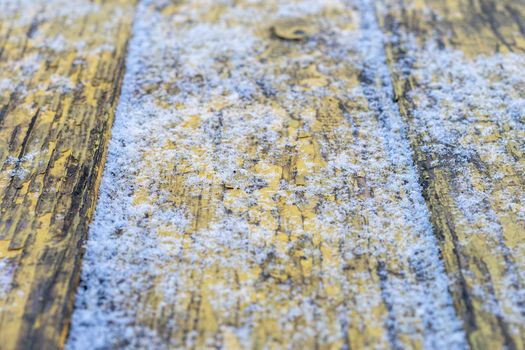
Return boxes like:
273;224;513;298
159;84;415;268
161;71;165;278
65;0;474;349
375;0;525;342
405;50;525;328
0;258;14;303
0;0;135;348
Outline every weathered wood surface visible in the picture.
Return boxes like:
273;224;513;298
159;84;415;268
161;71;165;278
376;0;525;348
67;1;467;349
0;0;135;349
0;0;524;349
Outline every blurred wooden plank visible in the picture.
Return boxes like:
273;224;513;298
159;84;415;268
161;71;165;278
376;0;525;348
67;1;466;349
0;1;135;349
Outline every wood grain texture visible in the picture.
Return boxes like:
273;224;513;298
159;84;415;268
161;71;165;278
2;0;523;349
0;1;135;349
376;0;525;348
67;1;466;349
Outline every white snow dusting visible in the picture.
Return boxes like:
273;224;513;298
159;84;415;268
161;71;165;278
67;0;525;349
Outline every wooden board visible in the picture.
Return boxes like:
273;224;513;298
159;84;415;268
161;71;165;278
0;1;135;349
376;0;525;348
67;1;467;349
1;0;524;349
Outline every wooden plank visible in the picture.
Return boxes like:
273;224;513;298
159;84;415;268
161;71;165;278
0;1;135;349
376;0;525;348
67;1;467;349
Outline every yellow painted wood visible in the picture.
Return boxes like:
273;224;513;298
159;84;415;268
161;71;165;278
377;0;525;348
0;1;135;349
68;1;463;348
3;0;522;348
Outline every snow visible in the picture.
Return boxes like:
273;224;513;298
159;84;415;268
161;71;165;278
0;258;14;303
375;1;525;332
66;0;523;348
